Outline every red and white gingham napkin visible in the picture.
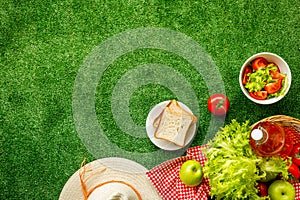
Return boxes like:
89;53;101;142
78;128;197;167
146;146;210;200
147;144;300;200
292;181;300;200
285;127;300;200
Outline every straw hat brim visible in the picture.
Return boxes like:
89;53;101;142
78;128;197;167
59;157;161;200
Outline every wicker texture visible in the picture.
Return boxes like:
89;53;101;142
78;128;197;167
252;115;300;145
252;115;300;151
252;115;300;130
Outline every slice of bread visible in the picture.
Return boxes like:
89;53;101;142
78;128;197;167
153;114;161;128
153;100;197;147
153;100;197;128
167;100;197;123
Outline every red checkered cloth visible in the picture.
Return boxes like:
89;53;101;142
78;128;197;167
291;180;300;200
147;144;300;199
287;127;300;200
146;146;210;200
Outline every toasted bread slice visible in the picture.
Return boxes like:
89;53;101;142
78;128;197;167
154;107;195;147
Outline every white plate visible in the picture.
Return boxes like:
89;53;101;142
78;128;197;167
146;100;197;151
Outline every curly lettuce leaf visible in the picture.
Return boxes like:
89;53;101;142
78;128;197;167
258;156;289;182
203;120;289;200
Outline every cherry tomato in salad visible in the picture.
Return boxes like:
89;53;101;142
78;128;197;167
249;91;268;100
252;57;268;70
264;79;282;94
242;66;252;85
269;64;284;79
256;182;268;197
271;71;285;80
207;94;230;116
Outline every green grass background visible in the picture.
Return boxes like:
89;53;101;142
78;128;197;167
1;0;299;199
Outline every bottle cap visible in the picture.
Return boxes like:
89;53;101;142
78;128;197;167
251;129;263;141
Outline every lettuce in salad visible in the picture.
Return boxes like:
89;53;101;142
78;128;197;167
203;120;289;200
245;64;279;92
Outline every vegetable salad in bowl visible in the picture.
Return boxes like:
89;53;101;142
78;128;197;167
239;52;291;105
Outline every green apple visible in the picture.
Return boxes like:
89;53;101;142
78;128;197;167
268;180;295;200
179;160;203;187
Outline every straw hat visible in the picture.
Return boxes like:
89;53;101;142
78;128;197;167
88;181;141;200
59;157;161;200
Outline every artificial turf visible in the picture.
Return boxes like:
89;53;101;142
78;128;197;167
1;0;299;199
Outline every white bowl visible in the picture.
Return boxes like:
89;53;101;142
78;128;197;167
239;52;292;105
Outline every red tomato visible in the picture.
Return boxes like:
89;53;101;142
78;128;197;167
249;91;268;100
271;71;285;80
291;143;300;157
288;163;300;179
207;94;230;116
269;64;285;79
293;158;300;167
264;79;282;94
257;182;268;197
242;66;252;85
252;57;268;70
289;144;300;176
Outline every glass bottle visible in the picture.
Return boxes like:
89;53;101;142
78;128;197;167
250;121;285;157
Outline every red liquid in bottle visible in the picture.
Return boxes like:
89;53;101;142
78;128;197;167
250;122;285;157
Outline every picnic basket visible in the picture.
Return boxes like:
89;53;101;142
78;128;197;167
252;115;300;141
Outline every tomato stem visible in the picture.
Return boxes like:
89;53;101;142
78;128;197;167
216;98;225;108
